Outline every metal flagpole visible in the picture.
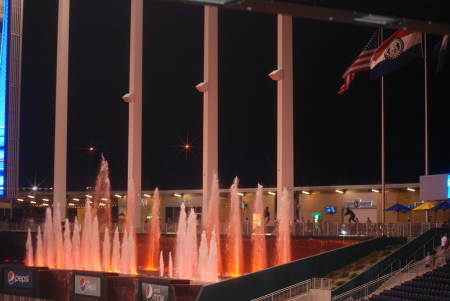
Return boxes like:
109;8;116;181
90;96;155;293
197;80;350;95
424;33;429;176
381;28;386;223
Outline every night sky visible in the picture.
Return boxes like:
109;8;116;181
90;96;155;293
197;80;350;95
19;0;450;192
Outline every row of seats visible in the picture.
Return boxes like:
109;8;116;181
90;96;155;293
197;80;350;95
402;282;450;292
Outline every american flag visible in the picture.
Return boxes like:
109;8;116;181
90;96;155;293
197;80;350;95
338;30;379;95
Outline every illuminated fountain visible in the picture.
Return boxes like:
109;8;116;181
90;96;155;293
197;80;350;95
25;159;293;281
251;184;267;272
175;204;198;279
25;156;137;273
204;171;221;274
224;177;244;276
91;154;112;231
146;188;161;270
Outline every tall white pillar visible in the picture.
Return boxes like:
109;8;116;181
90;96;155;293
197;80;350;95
125;0;143;230
270;14;294;219
54;0;70;220
197;5;218;227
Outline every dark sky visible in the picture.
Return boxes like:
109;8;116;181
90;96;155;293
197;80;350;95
19;0;450;192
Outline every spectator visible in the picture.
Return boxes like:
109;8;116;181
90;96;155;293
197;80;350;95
243;217;249;234
29;218;35;231
441;233;448;250
425;252;432;269
430;246;437;266
264;207;270;223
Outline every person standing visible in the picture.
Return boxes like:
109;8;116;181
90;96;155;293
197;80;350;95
425;252;432;269
441;233;448;250
430;246;438;266
243;217;250;235
264;207;270;223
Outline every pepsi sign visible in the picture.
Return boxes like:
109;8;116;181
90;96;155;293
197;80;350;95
141;283;168;301
4;269;33;289
74;275;101;297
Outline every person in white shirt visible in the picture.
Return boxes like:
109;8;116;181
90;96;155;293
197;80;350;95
441;233;448;250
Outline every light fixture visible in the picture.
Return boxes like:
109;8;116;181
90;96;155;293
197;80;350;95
99;203;105;206
186;0;237;5
122;92;134;103
336;190;344;194
115;194;122;198
73;198;79;201
43;203;49;206
195;81;209;92
43;199;49;201
32;187;37;191
101;198;108;201
30;201;36;204
407;188;416;192
144;194;151;197
354;14;401;26
17;199;23;202
268;192;276;195
371;189;379;193
301;191;310;194
237;192;244;196
269;69;284;81
28;195;35;198
86;194;92;198
174;193;182;197
69;203;74;206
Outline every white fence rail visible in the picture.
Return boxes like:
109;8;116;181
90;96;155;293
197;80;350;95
0;219;445;237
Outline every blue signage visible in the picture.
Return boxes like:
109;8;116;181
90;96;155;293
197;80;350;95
4;269;34;289
0;0;9;196
447;174;450;199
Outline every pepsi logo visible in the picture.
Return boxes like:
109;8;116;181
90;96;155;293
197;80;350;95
146;284;153;299
7;271;15;285
79;277;86;292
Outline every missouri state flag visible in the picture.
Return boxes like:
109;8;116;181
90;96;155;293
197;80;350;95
369;30;423;80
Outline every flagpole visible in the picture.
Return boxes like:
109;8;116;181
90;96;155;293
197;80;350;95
381;29;386;224
424;33;429;176
381;74;385;223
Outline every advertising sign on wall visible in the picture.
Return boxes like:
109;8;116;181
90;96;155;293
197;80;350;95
74;275;102;298
141;282;169;301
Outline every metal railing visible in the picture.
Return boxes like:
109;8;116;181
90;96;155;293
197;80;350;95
0;219;446;237
251;279;312;301
406;233;442;264
331;248;448;301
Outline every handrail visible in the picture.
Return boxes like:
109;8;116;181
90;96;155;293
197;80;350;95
1;220;446;237
331;256;435;301
376;259;400;279
406;233;442;264
251;279;311;301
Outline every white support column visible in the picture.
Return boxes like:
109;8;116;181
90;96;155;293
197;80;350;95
54;0;70;220
197;5;218;227
125;0;143;230
270;14;294;219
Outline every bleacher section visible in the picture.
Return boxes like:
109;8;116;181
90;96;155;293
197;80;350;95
368;262;450;301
